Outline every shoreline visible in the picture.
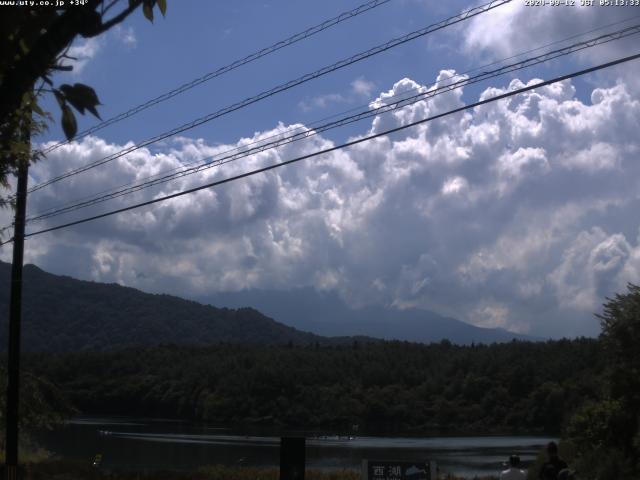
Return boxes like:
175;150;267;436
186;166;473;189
18;460;500;480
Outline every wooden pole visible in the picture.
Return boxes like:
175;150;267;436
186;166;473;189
4;123;30;480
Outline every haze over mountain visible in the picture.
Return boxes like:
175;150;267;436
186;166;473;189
0;261;534;352
204;288;537;344
0;261;331;352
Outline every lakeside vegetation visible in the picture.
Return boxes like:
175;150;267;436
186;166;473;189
0;460;503;480
1;284;638;479
0;262;360;352
23;338;603;434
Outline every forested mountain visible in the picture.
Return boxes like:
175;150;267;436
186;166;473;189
0;262;335;351
205;288;537;344
0;261;530;351
24;338;604;434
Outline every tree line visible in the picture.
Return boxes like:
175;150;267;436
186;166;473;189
4;284;639;479
22;338;604;435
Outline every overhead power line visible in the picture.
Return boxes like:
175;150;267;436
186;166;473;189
27;0;512;195
2;51;635;245
24;23;640;224
34;14;638;219
40;0;394;155
31;12;640;212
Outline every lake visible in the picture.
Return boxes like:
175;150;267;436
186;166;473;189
36;417;557;478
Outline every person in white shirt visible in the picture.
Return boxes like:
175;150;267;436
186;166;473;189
500;455;526;480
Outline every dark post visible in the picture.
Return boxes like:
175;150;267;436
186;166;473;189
4;128;30;480
279;437;305;480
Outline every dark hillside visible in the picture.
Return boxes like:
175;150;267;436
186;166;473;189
0;261;328;351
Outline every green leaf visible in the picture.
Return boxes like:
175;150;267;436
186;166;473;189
75;83;100;101
53;90;65;109
86;104;101;120
19;38;30;55
59;83;102;119
32;101;46;117
61;105;77;140
143;0;154;22
77;10;102;38
59;86;85;115
157;0;167;16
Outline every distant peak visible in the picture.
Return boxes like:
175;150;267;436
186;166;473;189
24;263;44;272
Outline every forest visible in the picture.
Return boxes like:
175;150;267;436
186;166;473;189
0;262;369;351
2;284;638;479
23;338;603;434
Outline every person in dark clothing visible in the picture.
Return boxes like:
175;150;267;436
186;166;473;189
538;441;568;479
557;469;576;480
500;454;526;479
541;464;558;480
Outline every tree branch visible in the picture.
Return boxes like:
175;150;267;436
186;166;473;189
102;0;122;16
0;0;143;131
86;0;142;37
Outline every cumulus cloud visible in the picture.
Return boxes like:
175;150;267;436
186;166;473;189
2;64;639;338
464;3;637;59
61;38;102;74
113;25;137;48
351;77;376;97
298;93;347;112
549;228;640;311
299;77;376;112
462;3;640;91
56;26;136;76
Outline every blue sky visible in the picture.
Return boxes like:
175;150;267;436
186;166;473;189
4;0;640;339
42;0;446;145
40;0;607;147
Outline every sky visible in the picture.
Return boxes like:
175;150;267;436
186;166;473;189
1;0;640;338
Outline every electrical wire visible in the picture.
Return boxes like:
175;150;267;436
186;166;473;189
29;11;640;214
26;0;512;195
27;13;640;221
40;0;395;155
24;23;640;224
0;51;635;245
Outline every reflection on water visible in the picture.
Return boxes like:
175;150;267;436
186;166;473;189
36;417;556;477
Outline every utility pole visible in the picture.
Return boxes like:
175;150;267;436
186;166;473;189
4;116;30;480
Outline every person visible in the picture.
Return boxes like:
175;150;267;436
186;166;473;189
538;441;568;479
557;469;576;480
500;455;526;480
540;464;558;480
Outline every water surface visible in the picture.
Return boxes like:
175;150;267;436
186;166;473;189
37;417;555;478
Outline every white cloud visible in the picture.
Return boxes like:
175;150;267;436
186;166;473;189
299;77;376;112
113;25;137;48
548;228;640;311
441;176;468;196
61;38;102;74
2;65;639;338
57;25;136;76
462;3;640;91
298;93;347;112
463;3;637;59
351;77;376;97
472;301;510;330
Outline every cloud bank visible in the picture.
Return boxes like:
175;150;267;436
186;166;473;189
463;2;640;91
3;62;639;338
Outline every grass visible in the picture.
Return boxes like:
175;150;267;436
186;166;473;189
0;443;51;464
12;460;500;480
14;461;359;480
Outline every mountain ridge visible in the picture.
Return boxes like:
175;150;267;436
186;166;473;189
0;261;343;351
203;287;538;344
0;261;535;351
